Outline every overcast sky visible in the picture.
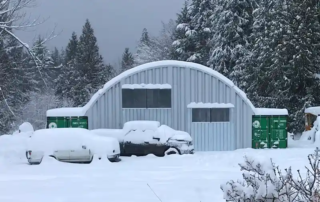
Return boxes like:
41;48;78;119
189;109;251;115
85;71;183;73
16;0;185;64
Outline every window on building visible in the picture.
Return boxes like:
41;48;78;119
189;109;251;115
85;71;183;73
192;108;211;122
122;89;147;108
147;89;171;108
192;108;230;122
122;89;171;108
210;108;230;122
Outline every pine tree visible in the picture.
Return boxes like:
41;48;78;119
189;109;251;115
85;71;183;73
29;36;55;91
208;0;255;84
55;32;79;104
121;48;134;72
187;0;214;65
171;1;194;61
74;19;106;106
134;28;160;66
51;47;63;68
0;36;34;133
242;0;320;133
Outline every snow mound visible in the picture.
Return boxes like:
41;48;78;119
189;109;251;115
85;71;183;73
0;134;30;163
27;128;120;158
18;122;34;133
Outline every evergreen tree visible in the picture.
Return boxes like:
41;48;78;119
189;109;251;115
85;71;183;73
242;0;320;133
134;28;160;66
74;19;106;106
0;36;34;133
208;0;255;84
55;32;79;104
121;48;134;72
51;47;63;68
187;0;214;65
29;36;55;91
171;1;194;61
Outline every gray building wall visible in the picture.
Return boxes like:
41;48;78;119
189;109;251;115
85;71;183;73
85;62;255;151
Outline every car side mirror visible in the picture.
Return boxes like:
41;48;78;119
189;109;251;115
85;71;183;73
153;137;160;141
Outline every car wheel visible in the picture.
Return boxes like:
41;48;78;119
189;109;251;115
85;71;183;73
164;148;180;156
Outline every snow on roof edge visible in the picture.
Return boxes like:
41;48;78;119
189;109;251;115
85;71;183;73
187;102;235;108
49;60;255;116
122;83;172;89
305;107;320;115
46;107;85;117
254;108;289;116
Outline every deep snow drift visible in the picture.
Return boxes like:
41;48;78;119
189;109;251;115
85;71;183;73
0;128;317;202
0;147;315;202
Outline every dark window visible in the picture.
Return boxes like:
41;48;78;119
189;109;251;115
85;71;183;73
147;89;171;108
122;89;147;108
210;108;230;122
192;109;211;122
192;108;230;122
122;88;171;108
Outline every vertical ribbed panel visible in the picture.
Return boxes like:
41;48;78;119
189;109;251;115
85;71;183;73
85;64;254;151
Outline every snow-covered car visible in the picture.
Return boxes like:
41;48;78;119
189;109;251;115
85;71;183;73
26;128;121;165
92;121;194;157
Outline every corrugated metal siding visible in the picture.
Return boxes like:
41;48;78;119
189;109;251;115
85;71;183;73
122;109;172;127
85;65;254;151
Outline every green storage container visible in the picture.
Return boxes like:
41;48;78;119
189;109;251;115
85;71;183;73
47;116;88;129
70;117;88;129
47;117;70;128
252;113;288;149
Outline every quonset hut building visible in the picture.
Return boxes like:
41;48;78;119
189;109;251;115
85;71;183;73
47;60;288;151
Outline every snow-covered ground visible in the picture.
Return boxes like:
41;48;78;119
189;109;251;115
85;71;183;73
0;145;315;202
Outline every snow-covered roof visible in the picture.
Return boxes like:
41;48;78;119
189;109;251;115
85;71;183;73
122;84;171;89
305;107;320;116
47;60;256;116
46;107;84;117
187;102;234;108
254;108;289;116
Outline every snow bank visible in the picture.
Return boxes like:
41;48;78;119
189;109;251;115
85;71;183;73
122;83;171;89
254;108;288;116
46;107;84;117
19;122;34;133
123;121;160;131
27;128;120;157
187;102;234;108
91;129;125;142
0;134;30;163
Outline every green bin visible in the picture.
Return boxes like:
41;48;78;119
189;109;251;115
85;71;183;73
252;113;288;149
47;116;88;129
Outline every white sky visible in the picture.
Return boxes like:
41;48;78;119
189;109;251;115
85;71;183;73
16;0;185;65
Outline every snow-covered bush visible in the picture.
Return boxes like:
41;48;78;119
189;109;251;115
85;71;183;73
221;148;320;201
